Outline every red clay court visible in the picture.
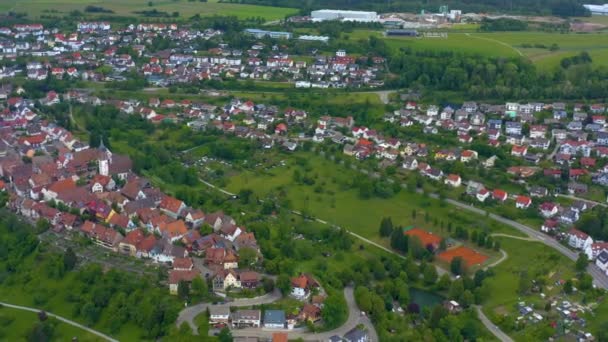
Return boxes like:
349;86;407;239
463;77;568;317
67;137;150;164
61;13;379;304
438;246;488;267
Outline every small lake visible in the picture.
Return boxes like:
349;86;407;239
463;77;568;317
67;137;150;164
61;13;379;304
409;287;444;309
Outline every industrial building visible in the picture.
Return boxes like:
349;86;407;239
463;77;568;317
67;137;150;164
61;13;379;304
298;35;330;43
385;29;418;37
311;9;379;22
584;4;608;15
244;29;292;39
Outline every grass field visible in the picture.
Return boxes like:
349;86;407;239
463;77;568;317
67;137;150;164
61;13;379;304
2;0;297;21
0;306;104;341
342;28;608;69
222;150;523;244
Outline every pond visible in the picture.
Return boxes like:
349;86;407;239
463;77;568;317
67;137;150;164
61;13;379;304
409;287;444;309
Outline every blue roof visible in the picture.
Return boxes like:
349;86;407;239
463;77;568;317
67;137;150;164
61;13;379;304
263;310;285;324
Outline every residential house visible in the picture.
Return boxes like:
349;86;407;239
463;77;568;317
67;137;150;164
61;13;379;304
492;189;508;202
159;195;186;218
585;242;608;260
290;274;319;300
596;251;608;275
568;228;593;250
539;202;559;218
343;327;370;342
209;307;231;325
168;269;200;295
541;219;559;233
444;174;461;187
515;195;532;209
263;310;286;329
232;310;261;328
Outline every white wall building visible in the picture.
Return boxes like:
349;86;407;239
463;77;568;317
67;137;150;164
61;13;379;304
311;9;379;22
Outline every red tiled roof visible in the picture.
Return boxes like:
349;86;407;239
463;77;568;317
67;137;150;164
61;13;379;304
173;257;193;270
168;270;200;285
159;195;184;214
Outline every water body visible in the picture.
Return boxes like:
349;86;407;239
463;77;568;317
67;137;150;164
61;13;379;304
409;287;444;309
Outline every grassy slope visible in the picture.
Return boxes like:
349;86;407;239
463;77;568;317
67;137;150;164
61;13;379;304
0;306;104;342
4;0;297;20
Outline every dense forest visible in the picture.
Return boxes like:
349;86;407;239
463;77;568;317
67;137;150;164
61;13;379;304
0;212;180;340
220;0;596;16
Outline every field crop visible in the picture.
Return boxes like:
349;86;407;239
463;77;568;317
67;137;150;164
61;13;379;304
2;0;297;21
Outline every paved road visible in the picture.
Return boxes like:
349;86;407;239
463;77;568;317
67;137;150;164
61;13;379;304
475;306;514;342
176;288;282;334
441;197;608;289
231;287;378;342
490;233;536;242
0;302;118;342
557;194;607;208
484;249;508;269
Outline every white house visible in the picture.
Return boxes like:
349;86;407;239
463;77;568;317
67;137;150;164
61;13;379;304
476;189;490;202
568;228;593;250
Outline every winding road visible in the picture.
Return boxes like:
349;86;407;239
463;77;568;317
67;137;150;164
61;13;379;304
176;287;378;341
0;302;118;342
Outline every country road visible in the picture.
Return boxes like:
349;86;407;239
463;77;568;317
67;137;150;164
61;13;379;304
0;302;118;342
475;306;514;342
557;194;607;208
438;196;608;289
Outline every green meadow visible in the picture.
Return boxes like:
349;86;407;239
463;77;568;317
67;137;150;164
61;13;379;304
2;0;298;21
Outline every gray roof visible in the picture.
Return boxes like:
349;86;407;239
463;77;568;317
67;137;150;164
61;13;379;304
344;327;368;341
598;250;608;264
263;310;285;324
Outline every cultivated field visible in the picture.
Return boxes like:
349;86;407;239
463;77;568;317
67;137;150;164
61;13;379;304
2;0;297;21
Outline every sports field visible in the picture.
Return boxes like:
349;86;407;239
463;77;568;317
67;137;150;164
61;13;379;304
1;0;297;21
437;246;489;267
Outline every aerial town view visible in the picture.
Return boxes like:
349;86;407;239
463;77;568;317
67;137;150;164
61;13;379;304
1;0;608;341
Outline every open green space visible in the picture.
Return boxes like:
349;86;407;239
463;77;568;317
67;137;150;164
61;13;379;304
340;28;608;69
0;306;104;342
480;235;608;340
2;0;298;21
222;150;524;243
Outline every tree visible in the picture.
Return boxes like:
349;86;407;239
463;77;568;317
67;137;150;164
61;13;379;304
461;290;474;307
575;253;588;273
423;266;438;285
218;327;233;342
277;274;291;295
379;217;394;237
178;280;190;300
27;321;54;342
429;305;448;328
449;279;464;300
436;274;451;291
262;277;275;293
191;277;207;298
238;247;258;268
63;247;77;271
355;286;372;313
322;294;347;329
564;279;573;294
450;256;465;275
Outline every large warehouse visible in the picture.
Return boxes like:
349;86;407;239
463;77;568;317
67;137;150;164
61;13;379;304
311;9;379;22
584;4;608;15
